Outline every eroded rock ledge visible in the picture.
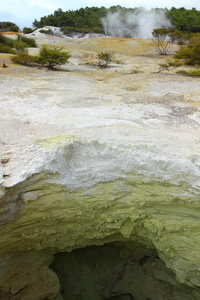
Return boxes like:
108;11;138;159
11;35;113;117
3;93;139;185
0;135;200;300
1;33;200;300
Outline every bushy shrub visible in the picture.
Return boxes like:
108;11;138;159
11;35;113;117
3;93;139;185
39;29;54;35
0;33;15;47
39;45;71;69
11;52;39;66
0;33;16;53
174;35;200;64
0;34;7;44
131;68;141;74
23;27;34;34
0;43;16;54
0;22;19;32
156;60;183;73
11;45;71;69
168;30;183;42
0;32;37;54
97;52;113;67
17;35;37;47
60;26;103;36
4;37;15;47
14;41;28;53
167;60;183;67
152;28;174;55
176;69;200;77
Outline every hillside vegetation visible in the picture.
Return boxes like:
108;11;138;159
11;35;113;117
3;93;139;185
33;6;200;34
0;22;19;32
0;33;37;54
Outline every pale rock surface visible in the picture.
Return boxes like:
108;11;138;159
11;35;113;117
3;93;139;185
0;37;200;299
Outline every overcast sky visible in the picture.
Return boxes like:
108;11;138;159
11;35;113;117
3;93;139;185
1;0;200;29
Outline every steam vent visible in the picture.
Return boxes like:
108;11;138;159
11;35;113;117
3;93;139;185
0;36;200;300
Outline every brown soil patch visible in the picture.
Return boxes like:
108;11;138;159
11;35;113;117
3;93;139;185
60;37;155;57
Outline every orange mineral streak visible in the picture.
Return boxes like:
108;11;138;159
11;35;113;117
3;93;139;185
0;32;17;35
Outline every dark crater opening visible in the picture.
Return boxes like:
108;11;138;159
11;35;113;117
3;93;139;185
51;242;196;300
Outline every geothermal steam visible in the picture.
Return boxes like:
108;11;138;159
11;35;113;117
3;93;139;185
102;8;171;39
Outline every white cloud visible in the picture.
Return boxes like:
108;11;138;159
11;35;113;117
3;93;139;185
0;0;52;28
25;0;55;11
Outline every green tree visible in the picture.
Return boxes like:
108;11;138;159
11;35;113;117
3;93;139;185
39;45;71;69
32;6;106;32
167;7;200;33
152;28;174;55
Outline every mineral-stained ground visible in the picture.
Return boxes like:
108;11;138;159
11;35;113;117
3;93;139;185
0;35;200;300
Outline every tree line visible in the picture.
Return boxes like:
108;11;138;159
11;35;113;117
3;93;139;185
32;6;200;34
1;7;200;35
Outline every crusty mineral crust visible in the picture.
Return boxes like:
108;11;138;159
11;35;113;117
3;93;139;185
0;36;200;299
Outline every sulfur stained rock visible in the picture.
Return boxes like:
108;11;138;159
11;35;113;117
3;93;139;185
0;37;200;299
0;135;200;299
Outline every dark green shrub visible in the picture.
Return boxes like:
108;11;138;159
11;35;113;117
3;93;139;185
60;26;103;36
167;60;183;67
4;37;15;47
178;40;185;45
174;35;200;64
156;60;183;73
11;53;39;65
39;29;54;35
23;27;34;34
0;33;15;47
11;45;71;69
0;34;7;44
174;47;192;60
97;52;113;67
176;69;200;77
0;43;16;54
39;45;71;69
21;36;37;47
0;33;16;53
14;41;28;53
0;22;19;32
168;30;183;42
17;34;37;47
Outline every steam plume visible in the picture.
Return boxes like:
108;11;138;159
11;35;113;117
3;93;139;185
102;8;171;39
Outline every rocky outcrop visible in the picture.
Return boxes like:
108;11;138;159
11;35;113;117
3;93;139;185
1;37;200;299
0;134;200;299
